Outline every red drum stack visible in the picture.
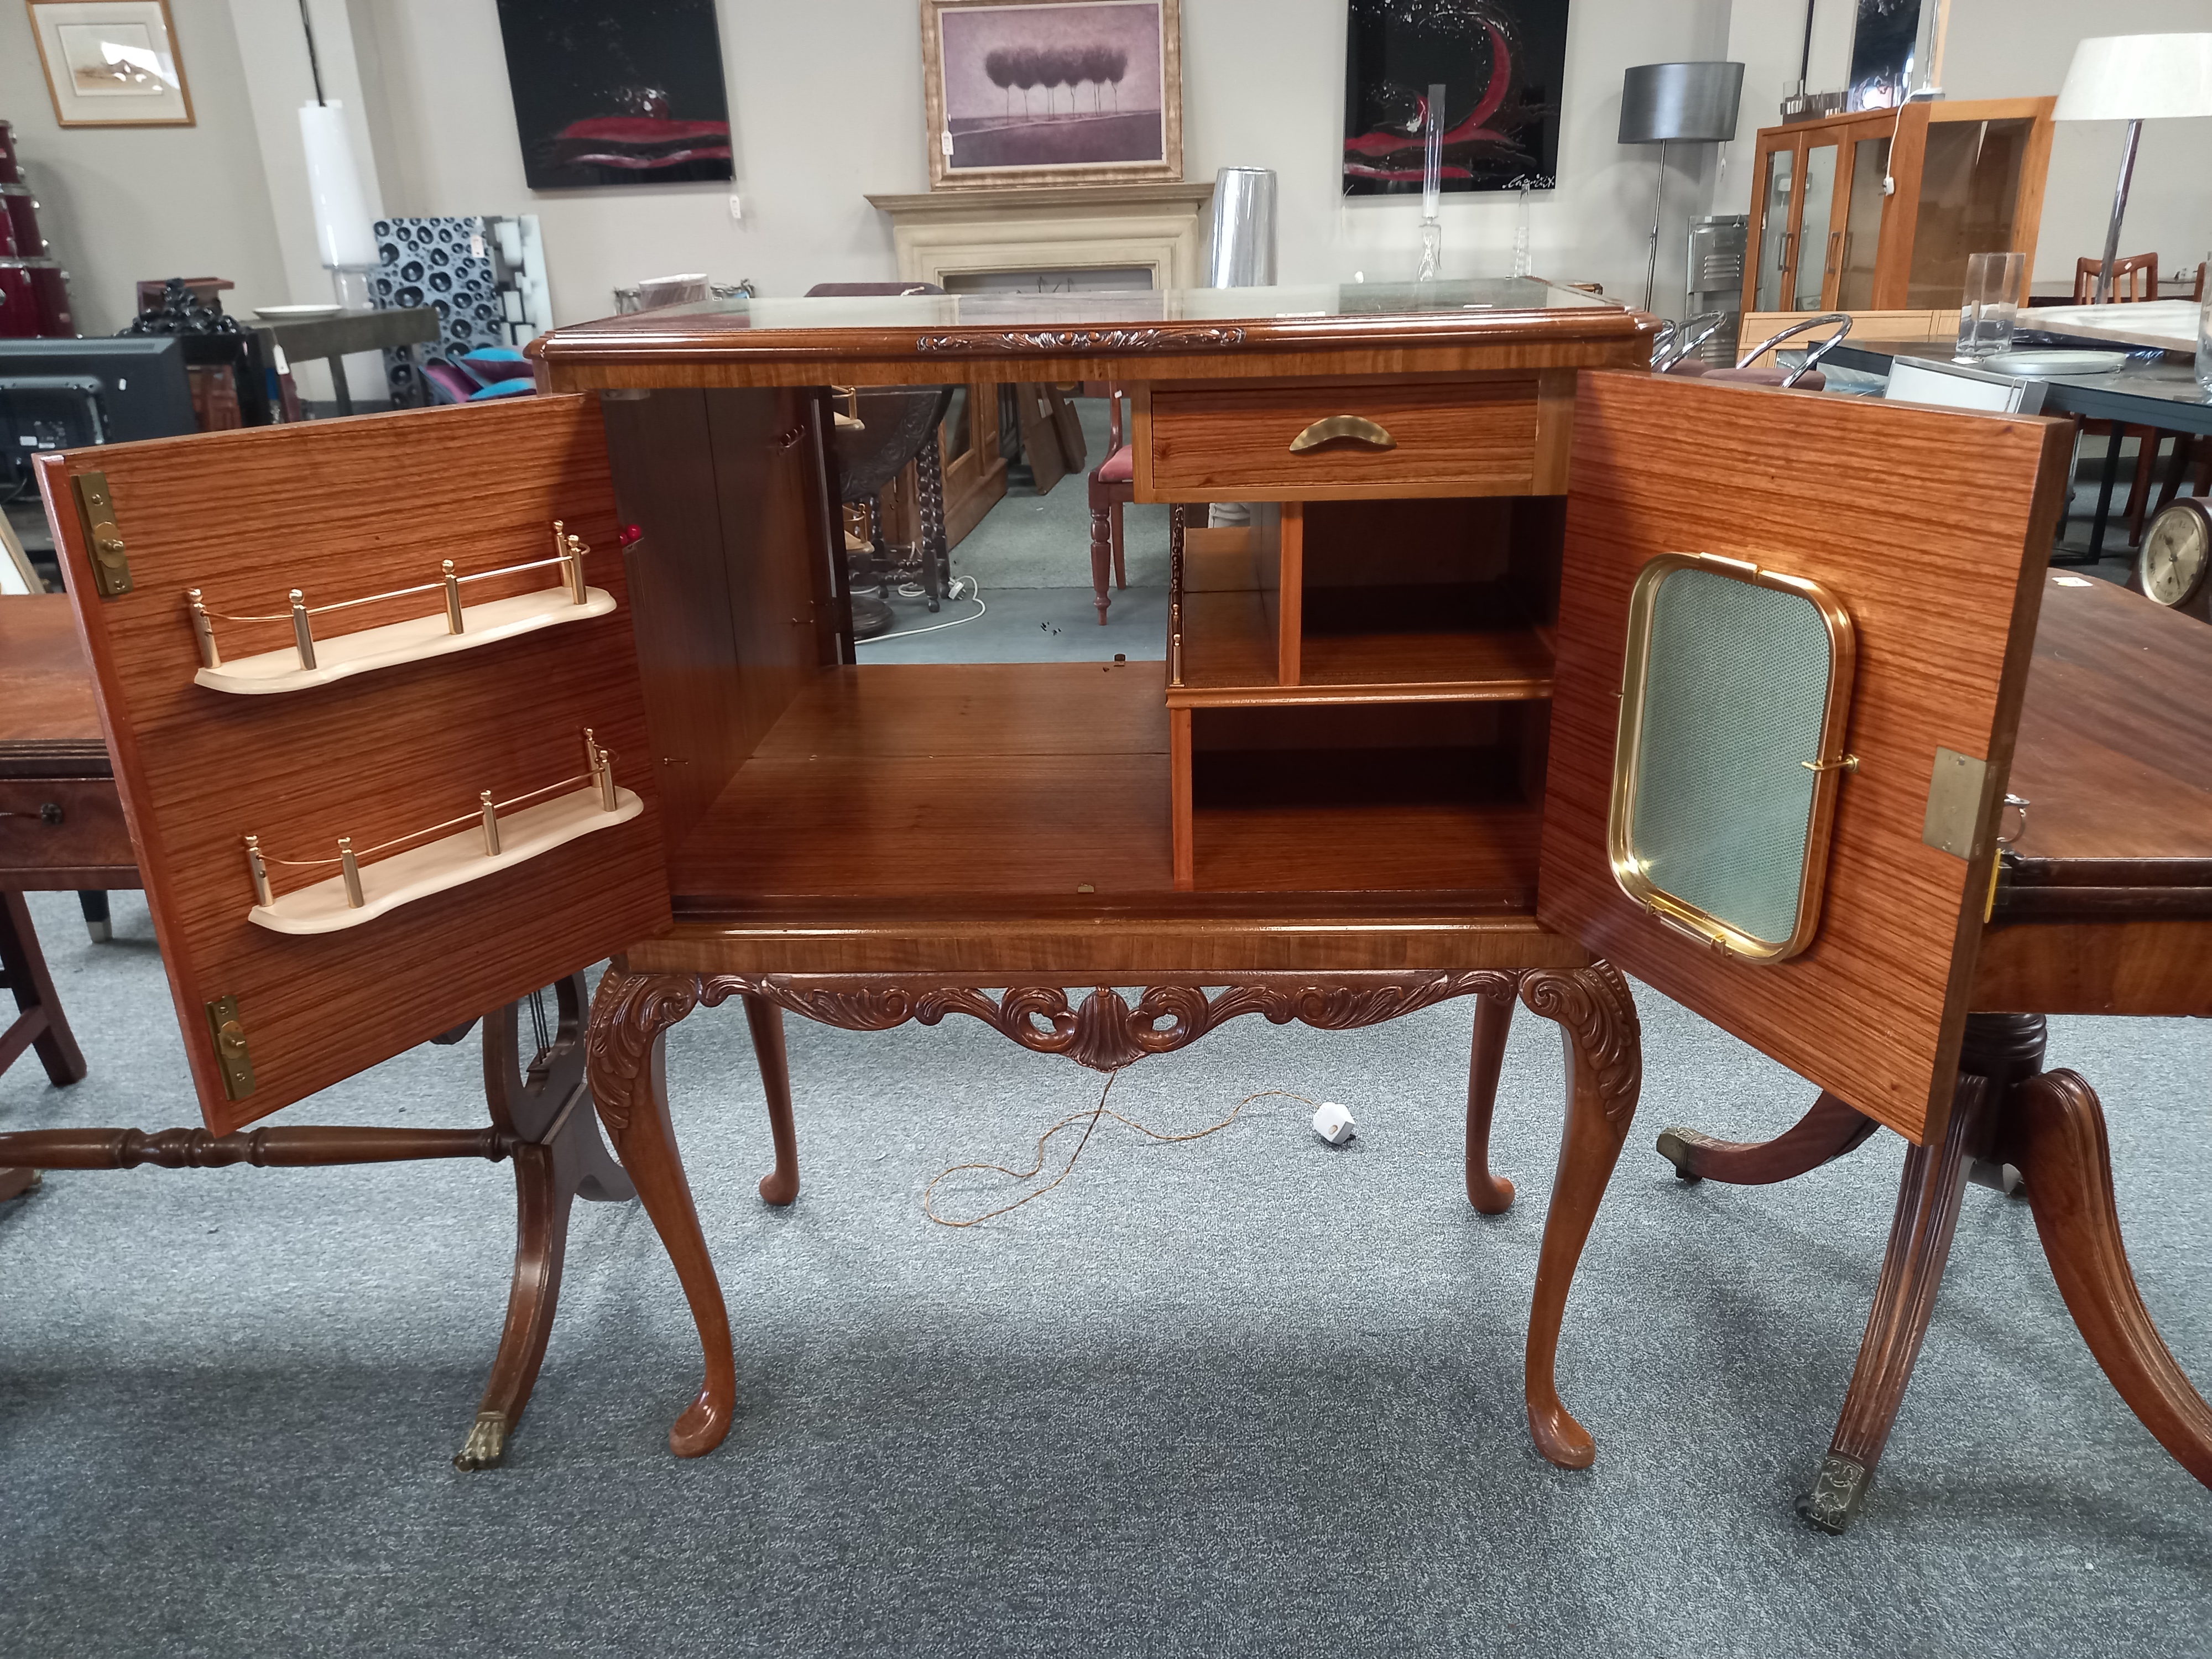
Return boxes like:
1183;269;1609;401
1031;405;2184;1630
0;121;77;337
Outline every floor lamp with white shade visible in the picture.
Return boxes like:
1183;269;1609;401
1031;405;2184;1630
2053;34;2212;303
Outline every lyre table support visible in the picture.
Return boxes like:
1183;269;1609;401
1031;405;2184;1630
1653;1011;2212;1533
0;972;639;1472
582;962;1644;1470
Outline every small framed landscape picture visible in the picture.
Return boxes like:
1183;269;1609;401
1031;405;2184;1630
921;0;1181;191
26;0;193;128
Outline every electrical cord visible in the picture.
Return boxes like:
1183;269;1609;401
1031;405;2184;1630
923;1082;1324;1228
863;575;988;643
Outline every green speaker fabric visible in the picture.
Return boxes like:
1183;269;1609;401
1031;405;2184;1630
1628;567;1832;947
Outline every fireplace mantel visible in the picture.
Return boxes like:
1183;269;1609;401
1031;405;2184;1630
864;182;1217;291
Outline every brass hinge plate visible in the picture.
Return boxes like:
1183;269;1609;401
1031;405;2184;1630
204;994;256;1102
71;471;132;597
1921;746;1989;859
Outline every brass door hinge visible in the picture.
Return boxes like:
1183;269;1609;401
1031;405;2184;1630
204;994;256;1101
1921;746;1989;859
71;471;132;597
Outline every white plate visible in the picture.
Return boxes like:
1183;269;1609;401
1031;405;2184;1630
1981;348;2129;377
252;304;345;321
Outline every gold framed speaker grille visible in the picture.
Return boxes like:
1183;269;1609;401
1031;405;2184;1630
1608;552;1857;962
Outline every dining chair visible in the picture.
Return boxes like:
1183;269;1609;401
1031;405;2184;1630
1086;385;1133;624
2069;253;2173;547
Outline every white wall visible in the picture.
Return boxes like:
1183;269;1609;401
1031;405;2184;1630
350;0;1735;324
13;0;2212;340
0;0;289;333
1945;0;2212;285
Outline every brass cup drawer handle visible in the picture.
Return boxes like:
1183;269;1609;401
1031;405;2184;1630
1288;414;1398;453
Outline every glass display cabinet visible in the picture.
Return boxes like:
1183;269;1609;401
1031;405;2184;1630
1743;98;2054;316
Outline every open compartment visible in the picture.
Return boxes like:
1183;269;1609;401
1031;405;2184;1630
1182;699;1548;897
1169;496;1563;704
1297;497;1560;696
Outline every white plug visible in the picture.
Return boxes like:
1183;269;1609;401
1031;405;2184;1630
1312;1101;1356;1146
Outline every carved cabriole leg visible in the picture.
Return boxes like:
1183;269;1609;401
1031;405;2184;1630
1517;964;1642;1470
585;967;735;1459
1656;1091;1879;1186
1464;981;1522;1214
456;974;636;1473
1087;498;1113;623
744;994;800;1207
1798;1073;1999;1533
2004;1070;2212;1488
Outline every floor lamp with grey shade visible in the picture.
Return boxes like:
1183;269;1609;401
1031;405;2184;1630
1619;61;1745;315
2053;34;2212;305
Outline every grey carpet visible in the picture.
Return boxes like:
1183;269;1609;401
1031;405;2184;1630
2;888;2206;1657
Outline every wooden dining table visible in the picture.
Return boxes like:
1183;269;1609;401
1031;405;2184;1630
1657;569;2212;1530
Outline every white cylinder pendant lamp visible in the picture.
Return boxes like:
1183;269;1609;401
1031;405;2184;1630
299;100;378;274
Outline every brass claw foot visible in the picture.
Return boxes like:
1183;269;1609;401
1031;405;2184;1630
452;1410;509;1472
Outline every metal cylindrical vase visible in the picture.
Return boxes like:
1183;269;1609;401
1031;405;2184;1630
1207;167;1277;288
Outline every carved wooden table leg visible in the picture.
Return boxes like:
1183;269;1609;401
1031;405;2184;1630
744;994;800;1207
585;967;737;1458
1655;1091;1879;1186
1518;964;1642;1470
2003;1070;2212;1488
1798;1072;1999;1532
454;973;637;1472
1464;978;1522;1214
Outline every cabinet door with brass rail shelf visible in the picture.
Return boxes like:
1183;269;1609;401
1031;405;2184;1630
35;395;675;1133
1538;372;2073;1147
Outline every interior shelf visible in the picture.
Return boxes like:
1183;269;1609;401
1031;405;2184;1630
1183;702;1547;897
249;783;641;935
196;587;617;696
1173;582;1556;707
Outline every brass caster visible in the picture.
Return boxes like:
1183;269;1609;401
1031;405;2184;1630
452;1410;509;1472
1796;1453;1869;1534
1655;1129;1702;1182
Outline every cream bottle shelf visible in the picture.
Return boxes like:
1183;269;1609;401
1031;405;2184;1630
195;586;615;696
249;784;641;935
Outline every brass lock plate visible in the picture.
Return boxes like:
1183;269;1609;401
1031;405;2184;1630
72;470;132;598
204;994;256;1102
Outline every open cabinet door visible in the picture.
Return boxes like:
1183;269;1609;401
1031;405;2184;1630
1538;371;2072;1145
36;395;672;1134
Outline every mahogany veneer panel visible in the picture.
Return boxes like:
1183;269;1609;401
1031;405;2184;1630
634;896;1585;976
1537;371;2072;1146
672;663;1171;899
1146;379;1541;501
38;396;674;1133
1193;800;1541;897
0;596;103;753
2004;575;2212;863
1298;623;1554;700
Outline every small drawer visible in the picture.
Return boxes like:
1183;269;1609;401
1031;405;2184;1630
0;776;134;878
1144;380;1542;501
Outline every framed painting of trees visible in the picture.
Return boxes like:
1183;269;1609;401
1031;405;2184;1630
920;0;1183;190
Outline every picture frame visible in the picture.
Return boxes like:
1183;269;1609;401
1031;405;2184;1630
920;0;1181;192
25;0;194;129
492;0;735;191
1343;0;1567;196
